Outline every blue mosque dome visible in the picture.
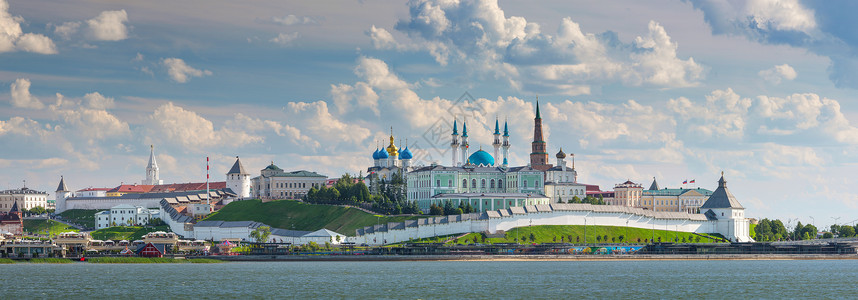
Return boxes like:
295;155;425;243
377;148;389;159
468;149;495;167
399;146;413;159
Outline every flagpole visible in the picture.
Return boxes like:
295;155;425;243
206;156;211;212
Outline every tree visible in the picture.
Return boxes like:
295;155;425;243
429;204;443;216
823;232;834;239
695;236;701;243
596;235;601;242
840;225;855;237
618;235;624;243
529;233;536;243
250;226;272;243
30;206;46;215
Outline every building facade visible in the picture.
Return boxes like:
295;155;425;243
95;204;159;229
251;163;327;200
0;187;48;212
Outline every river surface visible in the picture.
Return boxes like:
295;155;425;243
2;260;855;298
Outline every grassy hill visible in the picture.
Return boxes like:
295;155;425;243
204;200;419;236
23;219;78;236
90;225;171;241
447;225;726;245
58;209;99;229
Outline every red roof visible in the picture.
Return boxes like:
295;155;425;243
108;185;155;193
149;182;226;193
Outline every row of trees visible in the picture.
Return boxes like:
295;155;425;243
557;195;606;205
428;201;477;216
828;224;857;238
304;173;420;215
754;218;824;241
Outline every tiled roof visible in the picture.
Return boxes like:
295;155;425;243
148;182;226;193
108;185;155;193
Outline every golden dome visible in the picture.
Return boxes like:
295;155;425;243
386;127;398;156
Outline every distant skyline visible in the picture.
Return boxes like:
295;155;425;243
2;0;858;228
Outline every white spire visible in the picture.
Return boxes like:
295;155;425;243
143;145;162;185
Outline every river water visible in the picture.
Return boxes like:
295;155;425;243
2;260;855;298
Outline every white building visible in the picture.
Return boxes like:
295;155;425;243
1;187;48;212
74;187;110;198
142;145;163;185
226;156;251;199
251;163;327;200
544;148;586;204
700;173;752;242
95;204;160;229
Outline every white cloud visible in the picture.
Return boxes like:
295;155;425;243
51;107;130;140
271;15;318;26
225;113;320;149
284;100;371;145
86;10;129;41
10;78;44;109
147;102;263;149
744;0;816;34
0;0;57;54
382;0;703;95
269;32;299;45
758;64;797;84
161;58;212;83
83;92;114;109
54;21;80;40
15;33;58;54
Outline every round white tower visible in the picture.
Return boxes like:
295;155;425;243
55;176;71;213
226;156;251;199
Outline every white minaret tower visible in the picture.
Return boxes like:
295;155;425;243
55;176;71;213
451;119;459;166
502;119;510;167
143;145;163;185
226;156;251;199
460;121;469;165
492;117;501;166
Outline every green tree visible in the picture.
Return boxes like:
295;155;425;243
756;219;772;241
840;225;855;237
822;232;834;239
429;204;443;215
30;206;47;215
529;233;536;243
596;235;601;242
250;226;272;243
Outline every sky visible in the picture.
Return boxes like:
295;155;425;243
1;0;857;228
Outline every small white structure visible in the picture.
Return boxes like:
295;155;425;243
74;187;110;198
95;204;160;229
226;156;251;199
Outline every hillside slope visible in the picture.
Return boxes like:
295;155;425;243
203;200;419;236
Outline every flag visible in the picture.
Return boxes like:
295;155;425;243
690;179;695;183
682;180;687;184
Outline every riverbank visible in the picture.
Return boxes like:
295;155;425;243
0;257;223;263
206;253;858;262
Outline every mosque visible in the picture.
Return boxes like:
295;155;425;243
399;101;581;212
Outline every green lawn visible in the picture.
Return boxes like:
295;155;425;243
90;225;171;241
204;200;419;236
58;209;99;229
23;219;78;236
446;225;726;245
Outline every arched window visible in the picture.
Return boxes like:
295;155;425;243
498;179;503;189
463;179;468;188
490;179;495;189
481;179;486;188
523;180;528;188
472;179;477;188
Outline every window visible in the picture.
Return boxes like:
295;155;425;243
498;179;503;189
463;179;468;188
523;180;528;188
449;180;453;187
436;180;440;187
472;179;477;188
490;179;495;189
481;179;486;188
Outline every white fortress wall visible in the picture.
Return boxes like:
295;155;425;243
355;204;715;245
66;198;162;210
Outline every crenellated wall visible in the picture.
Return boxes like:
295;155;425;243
354;203;724;245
